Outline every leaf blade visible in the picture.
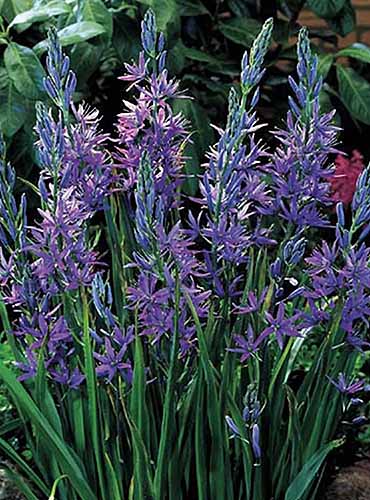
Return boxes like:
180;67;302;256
285;440;343;500
337;65;370;124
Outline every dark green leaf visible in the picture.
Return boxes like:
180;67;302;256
71;42;101;83
9;0;71;27
337;65;370;124
327;1;355;37
229;0;250;16
112;12;141;63
206;61;240;76
182;46;225;65
0;438;48;496
82;0;113;40
173;99;213;195
4;43;45;100
129;332;154;499
219;18;262;48
0;70;28;137
307;0;345;18
0;364;96;499
317;54;334;79
183;73;231;97
1;0;32;22
34;22;106;54
3;467;40;500
337;43;370;63
81;291;106;499
168;41;186;74
182;47;238;76
153;277;180;498
273;19;290;45
285;440;343;500
178;0;209;16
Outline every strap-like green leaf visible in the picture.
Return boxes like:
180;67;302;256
0;363;97;499
285;440;343;500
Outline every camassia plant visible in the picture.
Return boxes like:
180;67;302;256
1;10;370;500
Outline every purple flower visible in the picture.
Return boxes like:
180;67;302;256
226;385;262;461
44;27;76;110
352;167;370;235
127;272;171;310
341;244;370;288
266;28;338;230
229;324;271;362
134;152;163;252
301;298;331;328
49;363;85;389
240;17;273;90
15;348;37;382
328;372;365;395
283;237;306;266
341;290;370;333
306;241;338;276
94;337;132;382
27;194;99;293
233;288;268;315
62;103;115;212
225;416;240;437
141;9;157;56
115;17;188;213
305;242;341;299
199;89;272;265
264;303;302;349
352;416;368;425
346;330;370;352
252;424;261;461
119;51;146;88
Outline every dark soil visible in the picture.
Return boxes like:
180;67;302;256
325;459;370;500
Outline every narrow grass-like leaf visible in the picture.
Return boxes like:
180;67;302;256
3;466;40;500
129;319;154;499
154;274;180;497
195;373;208;500
81;289;106;499
0;437;49;496
186;293;226;499
0;364;96;499
285;440;343;500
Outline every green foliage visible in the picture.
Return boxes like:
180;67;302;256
9;1;71;27
172;98;214;195
284;440;344;500
337;65;370;125
0;68;28;136
34;22;108;53
327;0;355;37
307;0;346;19
337;43;370;64
219;17;262;48
4;42;45;99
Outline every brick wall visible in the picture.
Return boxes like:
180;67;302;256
298;0;370;47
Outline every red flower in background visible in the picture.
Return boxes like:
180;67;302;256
330;150;365;205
